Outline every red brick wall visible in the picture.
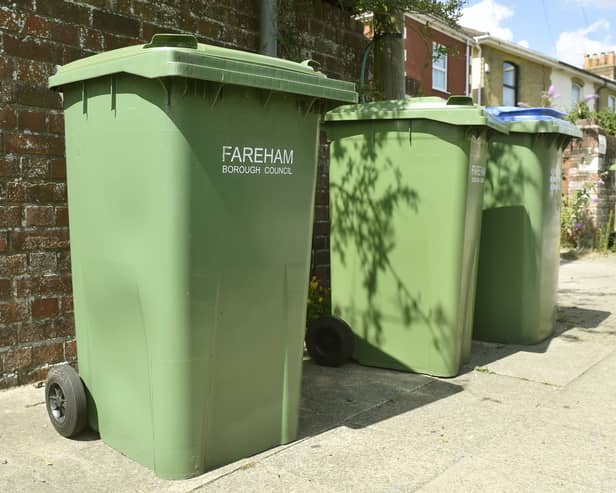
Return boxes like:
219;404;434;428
562;123;616;247
0;0;365;388
404;17;468;97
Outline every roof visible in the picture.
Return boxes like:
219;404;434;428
476;36;616;89
404;13;616;90
404;13;476;43
558;60;616;89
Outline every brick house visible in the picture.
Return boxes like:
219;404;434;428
404;14;470;98
562;125;616;247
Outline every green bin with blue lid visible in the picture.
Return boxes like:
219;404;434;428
45;34;356;479
473;107;581;344
313;97;507;377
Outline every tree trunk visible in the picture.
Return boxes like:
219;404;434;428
373;12;405;100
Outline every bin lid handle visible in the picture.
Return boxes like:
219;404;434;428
447;96;474;106
144;34;199;50
300;59;321;72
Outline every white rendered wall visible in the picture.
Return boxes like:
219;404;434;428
550;68;597;112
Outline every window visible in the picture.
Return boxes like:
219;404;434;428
432;42;447;92
571;83;582;106
608;95;616;113
502;62;517;106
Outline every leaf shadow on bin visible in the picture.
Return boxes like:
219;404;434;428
328;106;456;370
127;86;463;447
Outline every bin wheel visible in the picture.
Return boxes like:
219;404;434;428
45;364;87;438
306;316;354;367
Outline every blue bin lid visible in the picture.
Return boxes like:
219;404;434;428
485;106;581;137
486;106;567;121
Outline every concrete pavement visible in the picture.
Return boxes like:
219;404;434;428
1;254;615;492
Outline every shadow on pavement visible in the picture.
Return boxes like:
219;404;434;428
298;302;612;438
72;429;100;442
559;250;580;265
555;305;612;331
459;304;612;373
298;359;461;439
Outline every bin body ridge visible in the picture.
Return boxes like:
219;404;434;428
64;74;320;478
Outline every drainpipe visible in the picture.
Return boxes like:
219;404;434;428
596;79;608;112
259;0;277;57
465;39;470;97
473;35;491;105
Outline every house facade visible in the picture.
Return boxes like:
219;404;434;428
404;14;468;97
470;37;551;107
469;36;616;112
403;15;616;113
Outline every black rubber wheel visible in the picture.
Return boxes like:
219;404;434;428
45;364;87;438
306;315;354;367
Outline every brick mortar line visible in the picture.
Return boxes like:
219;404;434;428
0;335;74;354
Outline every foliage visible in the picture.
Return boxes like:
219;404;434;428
307;276;331;322
540;84;560;108
567;104;616;136
567;102;593;124
347;0;464;28
561;186;594;248
596;210;614;254
595;110;616;136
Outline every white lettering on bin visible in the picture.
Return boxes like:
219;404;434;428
471;164;486;184
220;145;296;177
549;167;560;194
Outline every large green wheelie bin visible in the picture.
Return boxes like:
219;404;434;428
473;107;581;344
46;34;356;479
320;97;507;377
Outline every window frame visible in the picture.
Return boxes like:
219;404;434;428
571;82;583;106
502;61;518;107
608;95;616;113
432;42;448;93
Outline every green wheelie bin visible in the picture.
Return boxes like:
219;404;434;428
473;107;581;344
316;97;507;377
46;34;356;479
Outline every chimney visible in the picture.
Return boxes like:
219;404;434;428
584;51;616;81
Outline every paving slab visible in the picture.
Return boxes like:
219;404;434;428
446;417;616;492
466;335;615;387
260;373;557;493
1;254;616;492
537;348;616;437
417;456;599;493
299;360;431;437
198;463;337;493
0;384;299;493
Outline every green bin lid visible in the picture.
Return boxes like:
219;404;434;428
48;34;357;104
324;96;508;133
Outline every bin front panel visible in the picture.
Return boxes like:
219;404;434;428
474;132;564;344
64;74;320;478
327;119;488;377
